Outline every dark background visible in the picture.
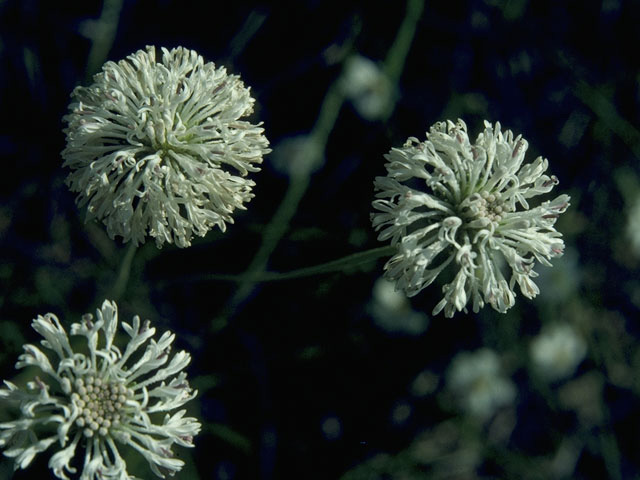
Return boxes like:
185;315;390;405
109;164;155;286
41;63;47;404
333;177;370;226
1;1;639;479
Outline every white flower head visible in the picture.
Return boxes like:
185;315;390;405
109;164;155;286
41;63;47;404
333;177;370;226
369;277;429;335
0;300;200;480
447;348;516;421
371;119;570;317
270;134;325;178
530;323;587;381
340;55;394;121
62;46;271;248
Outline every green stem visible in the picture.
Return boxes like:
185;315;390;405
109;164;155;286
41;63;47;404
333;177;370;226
227;10;268;62
206;422;251;454
586;317;623;480
84;0;124;81
234;43;349;291
228;173;311;305
573;80;640;160
271;244;395;279
599;428;622;480
212;46;351;331
192;245;395;284
309;80;346;149
383;0;425;85
211;2;420;330
109;242;137;302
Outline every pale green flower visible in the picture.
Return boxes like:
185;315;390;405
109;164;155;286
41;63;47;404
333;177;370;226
340;55;393;121
371;119;570;317
270;134;324;178
447;348;516;421
530;323;587;381
62;46;270;248
0;300;200;480
369;277;429;335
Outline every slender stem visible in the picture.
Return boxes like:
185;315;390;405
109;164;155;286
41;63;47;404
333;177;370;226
383;0;425;85
109;242;137;302
183;245;395;284
573;80;640;160
309;80;345;149
227;173;311;306
599;428;622;480
211;2;421;331
206;422;252;454
231;76;345;289
270;245;395;279
227;10;268;63
212;46;351;331
377;0;424;121
585;316;623;480
84;0;124;81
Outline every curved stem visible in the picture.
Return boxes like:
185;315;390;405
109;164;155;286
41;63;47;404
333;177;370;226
227;173;311;307
210;1;422;331
573;80;640;160
188;245;396;285
383;0;425;85
109;242;137;302
381;0;425;121
270;245;395;280
211;35;355;332
84;0;124;81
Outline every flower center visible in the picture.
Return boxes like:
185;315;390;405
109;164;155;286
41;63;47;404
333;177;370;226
461;190;513;226
478;191;509;222
71;375;132;437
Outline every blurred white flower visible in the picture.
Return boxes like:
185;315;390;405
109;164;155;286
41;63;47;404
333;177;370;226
371;119;570;317
410;370;439;398
340;55;393;121
270;134;324;178
0;300;200;480
447;348;516;421
372;276;407;311
390;401;412;426
320;415;342;441
62;46;270;248
369;277;429;335
530;323;587;381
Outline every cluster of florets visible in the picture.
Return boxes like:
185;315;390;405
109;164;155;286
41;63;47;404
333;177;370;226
70;375;132;438
372;119;570;317
0;300;200;480
62;45;270;248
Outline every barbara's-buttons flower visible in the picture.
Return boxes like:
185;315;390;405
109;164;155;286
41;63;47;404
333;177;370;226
0;300;200;479
62;46;270;248
371;119;570;317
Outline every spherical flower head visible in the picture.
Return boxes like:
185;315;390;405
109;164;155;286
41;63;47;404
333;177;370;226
371;119;570;317
62;46;271;248
0;300;201;480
